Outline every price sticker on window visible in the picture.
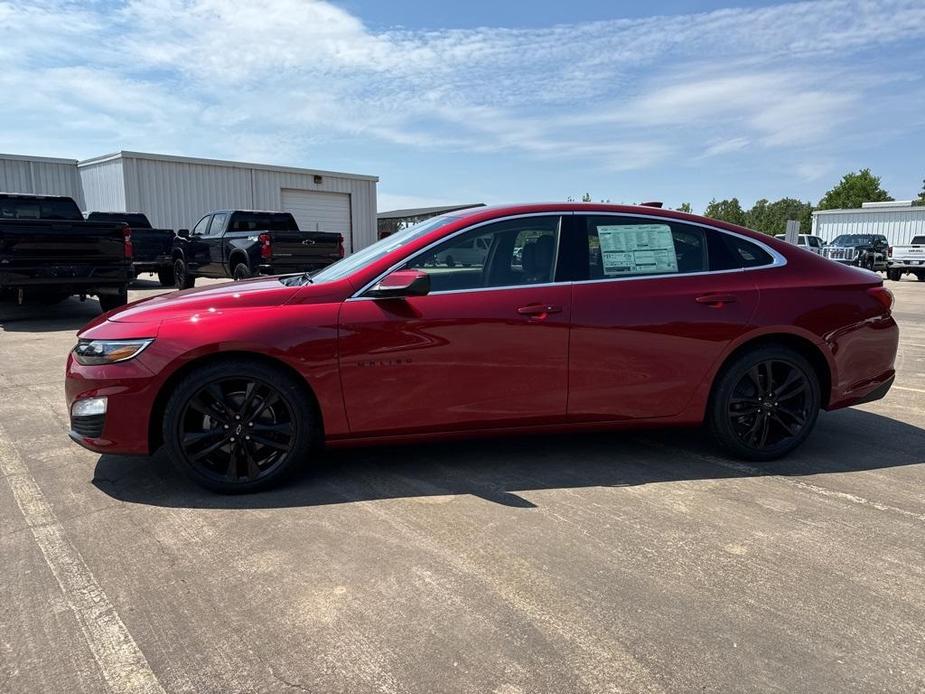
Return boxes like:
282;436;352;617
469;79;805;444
597;224;678;276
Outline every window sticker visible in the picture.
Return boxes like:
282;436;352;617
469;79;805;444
597;224;678;276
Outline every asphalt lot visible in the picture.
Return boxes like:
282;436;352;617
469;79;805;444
1;274;923;694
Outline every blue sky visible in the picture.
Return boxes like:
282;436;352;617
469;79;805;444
2;0;923;212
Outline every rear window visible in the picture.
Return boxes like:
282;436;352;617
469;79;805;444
230;213;298;232
912;236;925;245
0;196;82;221
87;212;152;228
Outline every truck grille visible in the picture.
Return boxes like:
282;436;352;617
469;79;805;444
822;247;858;262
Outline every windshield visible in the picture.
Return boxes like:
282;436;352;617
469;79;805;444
831;235;879;246
309;215;459;283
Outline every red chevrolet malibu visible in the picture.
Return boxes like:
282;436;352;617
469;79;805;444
66;204;898;492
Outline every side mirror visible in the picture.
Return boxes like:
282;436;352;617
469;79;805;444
367;269;430;298
177;228;190;238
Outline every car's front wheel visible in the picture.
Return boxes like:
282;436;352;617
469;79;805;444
708;346;820;461
162;359;317;493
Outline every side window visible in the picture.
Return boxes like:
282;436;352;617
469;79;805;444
580;216;707;279
191;215;211;236
720;234;774;268
402;216;561;293
208;213;228;236
808;237;822;248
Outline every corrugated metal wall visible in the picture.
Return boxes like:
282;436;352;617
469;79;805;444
0;155;84;206
114;154;377;252
813;208;925;246
78;158;126;212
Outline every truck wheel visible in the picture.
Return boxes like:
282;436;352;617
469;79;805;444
162;358;318;493
232;263;251;281
98;287;128;313
174;258;195;289
916;272;925;282
887;269;902;282
157;265;176;287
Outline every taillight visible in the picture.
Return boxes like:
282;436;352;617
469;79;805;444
888;246;893;257
867;286;894;312
337;238;345;258
258;232;271;259
123;225;133;260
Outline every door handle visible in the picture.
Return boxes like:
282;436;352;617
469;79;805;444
517;304;563;316
695;294;737;307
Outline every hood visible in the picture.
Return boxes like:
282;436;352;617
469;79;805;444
107;276;300;324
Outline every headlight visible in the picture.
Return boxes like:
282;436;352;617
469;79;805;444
72;339;153;365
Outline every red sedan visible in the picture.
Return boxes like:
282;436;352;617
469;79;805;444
66;203;898;492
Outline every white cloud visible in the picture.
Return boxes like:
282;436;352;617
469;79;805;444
0;0;923;171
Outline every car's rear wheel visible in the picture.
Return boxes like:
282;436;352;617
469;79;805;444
887;268;902;282
708;347;820;461
174;257;195;289
163;359;317;493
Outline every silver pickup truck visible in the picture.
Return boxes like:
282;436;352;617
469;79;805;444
887;235;925;281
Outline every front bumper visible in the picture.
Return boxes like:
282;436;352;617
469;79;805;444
65;353;161;455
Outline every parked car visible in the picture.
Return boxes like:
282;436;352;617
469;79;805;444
170;210;344;288
0;193;132;312
773;233;825;254
821;234;889;271
66;203;898;493
87;212;175;285
886;235;925;281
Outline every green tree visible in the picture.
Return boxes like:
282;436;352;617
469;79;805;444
817;169;893;210
581;192;593;202
676;202;693;213
704;198;747;226
746;197;814;236
917;179;925;205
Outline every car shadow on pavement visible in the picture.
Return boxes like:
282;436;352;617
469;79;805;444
91;407;925;511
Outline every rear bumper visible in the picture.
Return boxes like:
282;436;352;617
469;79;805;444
1;264;131;290
133;255;172;272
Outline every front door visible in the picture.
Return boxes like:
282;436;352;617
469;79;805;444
564;215;762;420
338;215;571;435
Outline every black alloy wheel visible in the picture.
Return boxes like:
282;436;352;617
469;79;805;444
233;262;251;281
174;257;195;289
163;360;316;492
709;347;820;461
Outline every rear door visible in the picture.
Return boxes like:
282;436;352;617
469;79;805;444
338;215;571;435
565;215;763;420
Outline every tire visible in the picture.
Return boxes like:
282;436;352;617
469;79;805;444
232;262;251;281
162;358;318;493
98;287;128;313
864;256;875;271
708;346;821;461
887;269;902;282
174;257;195;289
157;265;176;287
916;272;925;282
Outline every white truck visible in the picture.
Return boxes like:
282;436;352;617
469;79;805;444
887;235;925;281
774;233;825;254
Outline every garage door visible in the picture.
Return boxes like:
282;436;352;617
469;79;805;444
281;189;352;251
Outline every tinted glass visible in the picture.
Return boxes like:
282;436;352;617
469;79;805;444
402;216;561;292
721;234;774;267
0;196;82;220
912;236;925;245
573;216;707;279
230;213;298;231
191;216;210;236
208;213;228;236
87;212;151;228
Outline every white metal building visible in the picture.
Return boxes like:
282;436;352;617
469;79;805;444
812;200;925;246
0;153;84;206
1;151;378;253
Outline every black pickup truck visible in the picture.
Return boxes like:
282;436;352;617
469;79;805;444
171;210;344;288
87;212;175;285
0;194;132;312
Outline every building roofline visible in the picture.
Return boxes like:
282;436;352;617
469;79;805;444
813;206;925;216
0;152;79;166
77;150;379;182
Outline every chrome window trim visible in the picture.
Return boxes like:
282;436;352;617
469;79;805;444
349;212;566;300
347;210;786;300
